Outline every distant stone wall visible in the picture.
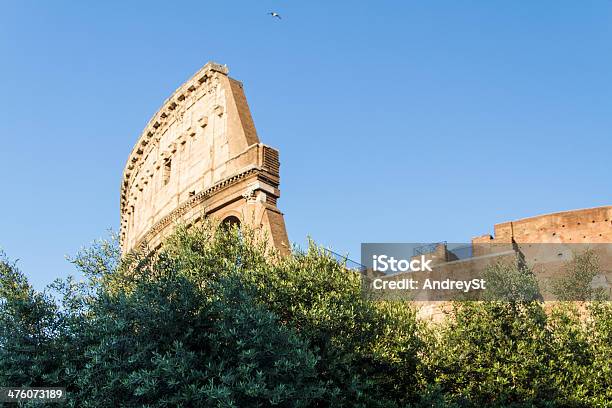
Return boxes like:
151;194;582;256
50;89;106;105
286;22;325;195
473;206;612;245
120;62;289;254
415;206;612;321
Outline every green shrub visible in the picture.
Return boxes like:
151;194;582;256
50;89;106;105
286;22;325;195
1;229;611;407
160;225;424;407
0;224;424;407
426;254;612;407
551;249;607;301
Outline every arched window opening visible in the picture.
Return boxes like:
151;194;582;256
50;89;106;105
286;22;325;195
221;216;241;231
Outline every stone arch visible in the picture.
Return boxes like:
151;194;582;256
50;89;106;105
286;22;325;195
221;215;241;231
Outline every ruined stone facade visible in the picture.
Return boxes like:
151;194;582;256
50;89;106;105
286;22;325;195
120;62;289;254
472;206;612;245
379;206;612;320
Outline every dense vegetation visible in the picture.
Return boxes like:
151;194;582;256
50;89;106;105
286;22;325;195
0;223;610;407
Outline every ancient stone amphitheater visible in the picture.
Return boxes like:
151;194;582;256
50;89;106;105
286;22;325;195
120;62;288;254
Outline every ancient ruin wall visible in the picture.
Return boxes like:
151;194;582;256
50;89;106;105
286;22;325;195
120;62;289;253
472;206;612;245
413;206;612;320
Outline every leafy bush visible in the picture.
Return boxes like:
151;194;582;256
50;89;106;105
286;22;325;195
481;258;542;302
0;224;423;407
551;249;608;301
425;255;612;407
159;225;424;407
1;246;327;407
0;229;610;407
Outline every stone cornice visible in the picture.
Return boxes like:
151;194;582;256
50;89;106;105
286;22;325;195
131;165;276;249
120;62;230;216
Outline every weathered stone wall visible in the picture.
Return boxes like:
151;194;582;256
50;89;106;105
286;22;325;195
120;62;289;253
473;206;612;245
417;206;612;321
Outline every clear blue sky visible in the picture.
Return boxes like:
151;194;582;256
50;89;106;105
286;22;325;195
1;1;610;289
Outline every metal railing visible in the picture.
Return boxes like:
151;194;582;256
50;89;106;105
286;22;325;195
321;248;366;271
300;243;474;273
294;246;366;271
413;242;446;256
413;242;474;261
447;244;473;260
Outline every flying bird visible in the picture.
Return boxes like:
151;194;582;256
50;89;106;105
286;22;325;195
268;12;281;19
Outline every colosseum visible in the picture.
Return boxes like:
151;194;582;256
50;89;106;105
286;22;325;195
120;62;289;254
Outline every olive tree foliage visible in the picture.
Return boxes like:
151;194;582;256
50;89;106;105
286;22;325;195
156;224;425;407
551;249;608;301
1;244;327;407
1;229;611;407
0;222;424;408
424;253;612;407
584;301;612;403
480;257;542;302
0;251;66;390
